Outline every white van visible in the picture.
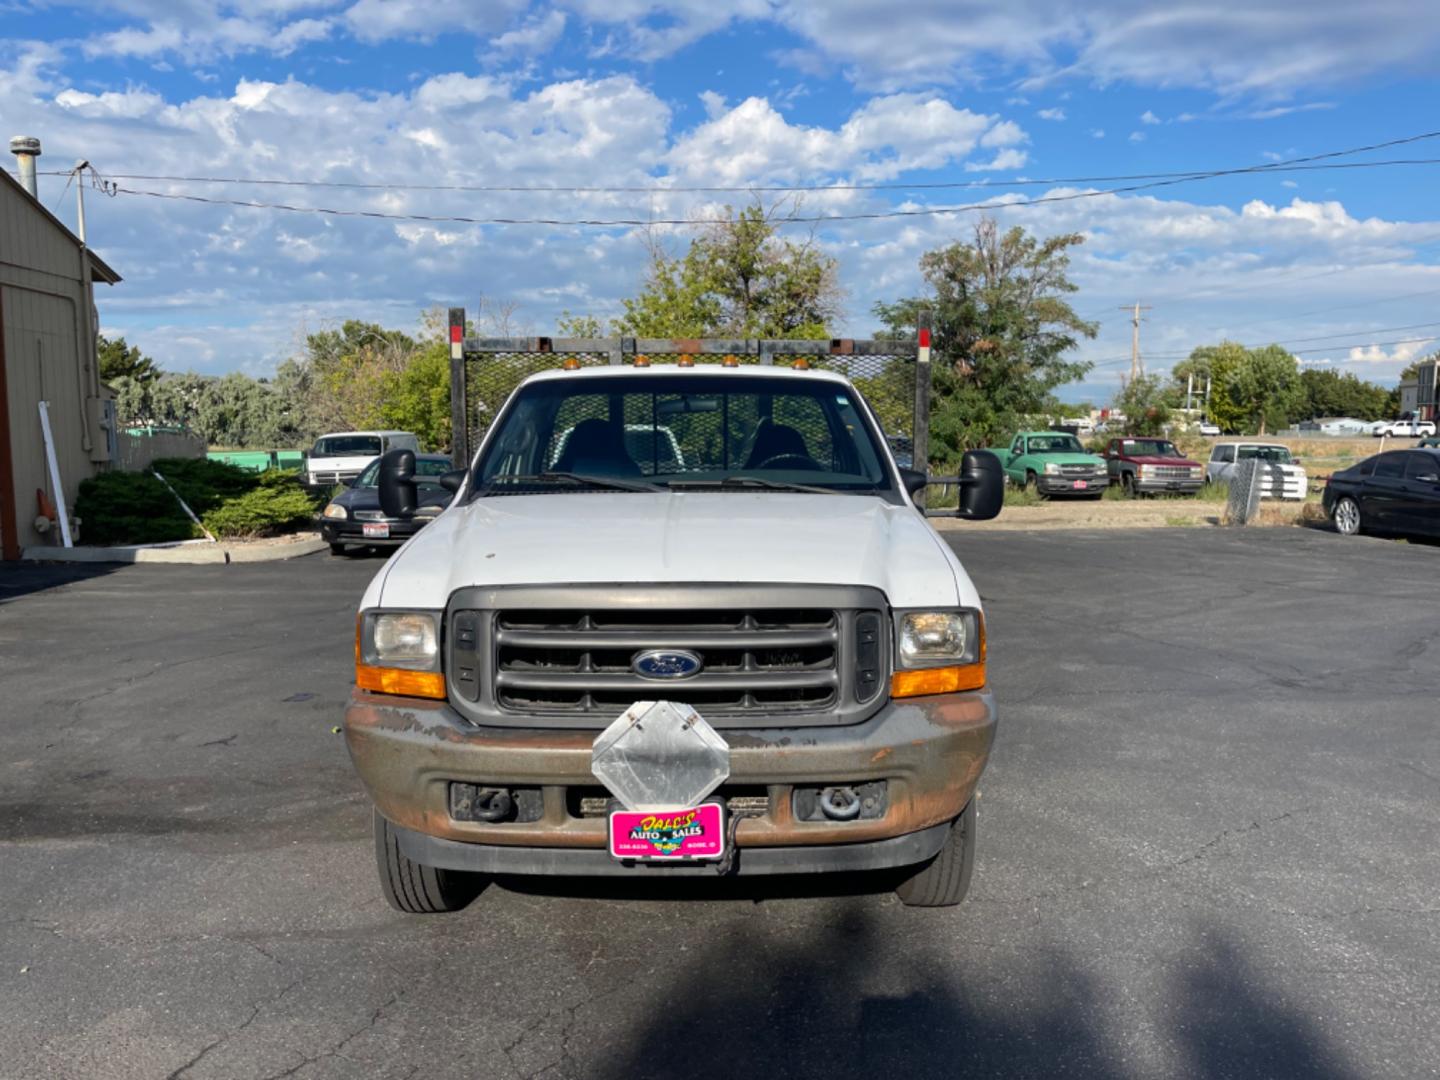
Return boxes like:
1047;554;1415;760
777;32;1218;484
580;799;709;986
306;430;420;490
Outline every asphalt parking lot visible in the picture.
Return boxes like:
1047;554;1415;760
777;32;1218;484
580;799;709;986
2;528;1437;1080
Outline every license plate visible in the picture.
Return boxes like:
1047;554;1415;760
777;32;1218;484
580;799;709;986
608;803;725;861
1072;480;1088;490
362;522;390;538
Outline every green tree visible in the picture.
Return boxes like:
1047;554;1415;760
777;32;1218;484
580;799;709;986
97;335;162;385
873;217;1096;464
556;311;608;337
1297;368;1391;422
379;339;452;452
1189;341;1302;435
1116;374;1171;436
617;205;841;338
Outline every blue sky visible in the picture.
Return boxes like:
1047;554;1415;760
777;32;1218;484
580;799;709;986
5;1;1440;402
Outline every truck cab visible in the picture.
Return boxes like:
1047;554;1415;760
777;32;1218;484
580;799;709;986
994;431;1109;497
1102;437;1206;497
342;363;1004;909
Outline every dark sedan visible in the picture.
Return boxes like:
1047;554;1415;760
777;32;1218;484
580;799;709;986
319;452;454;554
1323;448;1440;539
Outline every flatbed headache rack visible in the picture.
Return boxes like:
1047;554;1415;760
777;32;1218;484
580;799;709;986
445;308;937;491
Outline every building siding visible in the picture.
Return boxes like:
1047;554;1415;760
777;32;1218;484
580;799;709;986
1;175;113;555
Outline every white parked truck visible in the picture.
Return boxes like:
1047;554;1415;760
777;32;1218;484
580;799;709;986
342;362;1004;910
1206;441;1307;500
305;430;420;491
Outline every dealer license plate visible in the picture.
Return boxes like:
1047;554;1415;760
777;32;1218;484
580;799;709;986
1072;480;1089;490
362;522;390;538
608;803;725;861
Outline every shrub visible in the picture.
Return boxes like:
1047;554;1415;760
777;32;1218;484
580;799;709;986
201;485;318;538
76;460;320;545
75;471;198;545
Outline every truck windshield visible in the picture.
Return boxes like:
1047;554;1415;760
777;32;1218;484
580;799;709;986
313;435;382;456
1237;446;1293;464
1121;440;1182;457
474;374;892;495
1028;435;1085;453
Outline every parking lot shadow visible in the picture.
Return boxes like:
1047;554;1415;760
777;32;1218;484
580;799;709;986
591;907;1360;1080
0;561;117;603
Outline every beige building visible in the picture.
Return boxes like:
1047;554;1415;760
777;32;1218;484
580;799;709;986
1;158;121;559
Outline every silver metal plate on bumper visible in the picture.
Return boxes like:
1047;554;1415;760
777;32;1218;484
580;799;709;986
590;701;731;811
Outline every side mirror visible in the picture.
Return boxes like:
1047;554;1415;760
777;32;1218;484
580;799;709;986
439;469;467;494
378;448;418;519
955;450;1004;521
898;467;927;496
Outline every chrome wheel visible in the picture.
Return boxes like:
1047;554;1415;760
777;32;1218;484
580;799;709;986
1334;497;1361;536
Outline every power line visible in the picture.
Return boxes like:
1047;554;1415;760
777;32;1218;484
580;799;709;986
33;128;1440;194
97;158;1440;229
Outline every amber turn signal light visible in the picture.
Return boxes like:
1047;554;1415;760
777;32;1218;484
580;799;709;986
562;356;581;370
356;664;447;700
890;663;985;698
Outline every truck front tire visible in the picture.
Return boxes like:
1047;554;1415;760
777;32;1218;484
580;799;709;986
374;810;485;914
894;798;977;908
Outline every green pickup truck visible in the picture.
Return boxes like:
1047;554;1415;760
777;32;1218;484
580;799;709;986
992;431;1109;498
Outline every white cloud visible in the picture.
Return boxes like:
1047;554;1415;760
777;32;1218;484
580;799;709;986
492;8;567;54
1037;107;1066;121
698;90;727;119
343;0;526;42
1140;109;1160;124
1348;339;1433;364
1280;180;1298;189
665;94;1022;184
1248;102;1337;120
1128;131;1146;142
1090;128;1105;139
80;3;338;61
965;149;1028;172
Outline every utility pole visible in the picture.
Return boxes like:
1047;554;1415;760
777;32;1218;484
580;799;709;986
1120;302;1152;380
75;159;89;242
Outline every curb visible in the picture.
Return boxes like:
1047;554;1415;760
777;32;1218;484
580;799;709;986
21;537;328;565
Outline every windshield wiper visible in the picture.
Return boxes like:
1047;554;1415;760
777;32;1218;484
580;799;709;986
666;476;862;496
481;471;663;493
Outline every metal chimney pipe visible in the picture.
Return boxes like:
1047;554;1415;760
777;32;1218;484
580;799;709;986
9;135;41;198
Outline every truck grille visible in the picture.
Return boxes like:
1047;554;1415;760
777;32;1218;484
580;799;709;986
1058;463;1100;476
1146;465;1199;479
495;607;837;712
447;585;889;729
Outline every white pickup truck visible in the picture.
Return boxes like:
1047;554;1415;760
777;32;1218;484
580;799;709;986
343;363;1003;909
1206;441;1307;500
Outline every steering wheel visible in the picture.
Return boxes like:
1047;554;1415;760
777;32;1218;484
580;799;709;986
755;452;823;471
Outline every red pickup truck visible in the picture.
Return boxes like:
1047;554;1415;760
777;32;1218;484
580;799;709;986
1101;437;1206;496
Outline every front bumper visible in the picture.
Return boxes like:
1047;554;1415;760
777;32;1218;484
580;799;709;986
343;688;995;866
321;519;427;547
1132;475;1204;494
1037;473;1108;495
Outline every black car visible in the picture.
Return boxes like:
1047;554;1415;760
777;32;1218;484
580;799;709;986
1323;448;1440;539
320;452;454;554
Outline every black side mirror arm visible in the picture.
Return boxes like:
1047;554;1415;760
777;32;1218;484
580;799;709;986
439;469;467;494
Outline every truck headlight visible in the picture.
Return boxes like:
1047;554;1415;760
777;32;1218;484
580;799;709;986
322;502;348;520
1044;463;1061;475
892;609;986;698
356;611;445;698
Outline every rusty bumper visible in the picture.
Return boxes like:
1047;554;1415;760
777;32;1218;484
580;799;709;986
343;688;995;856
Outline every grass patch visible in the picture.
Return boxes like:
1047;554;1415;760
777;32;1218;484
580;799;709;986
1002;485;1042;507
1165;515;1204;527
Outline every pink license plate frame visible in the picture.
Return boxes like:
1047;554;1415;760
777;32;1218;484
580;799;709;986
608;804;725;861
362;522;390;538
1072;480;1089;490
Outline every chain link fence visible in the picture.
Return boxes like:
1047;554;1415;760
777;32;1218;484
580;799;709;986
448;314;923;466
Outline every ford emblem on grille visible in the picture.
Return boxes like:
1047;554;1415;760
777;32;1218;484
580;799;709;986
632;649;703;680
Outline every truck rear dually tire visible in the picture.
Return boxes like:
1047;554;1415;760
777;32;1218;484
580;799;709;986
374;810;485;914
894;798;976;908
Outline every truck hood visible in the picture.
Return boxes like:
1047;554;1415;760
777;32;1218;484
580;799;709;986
1035;453;1106;466
370;492;973;611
